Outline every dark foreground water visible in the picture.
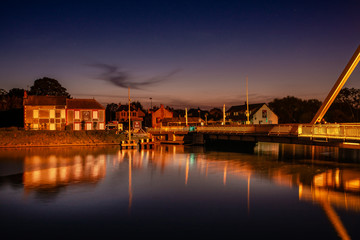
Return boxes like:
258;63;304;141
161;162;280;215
1;143;360;239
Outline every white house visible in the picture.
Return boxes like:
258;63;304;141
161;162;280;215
226;103;278;124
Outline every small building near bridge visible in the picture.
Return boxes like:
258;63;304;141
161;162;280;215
151;104;173;128
226;103;278;124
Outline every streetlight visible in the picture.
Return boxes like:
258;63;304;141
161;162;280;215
150;97;152;110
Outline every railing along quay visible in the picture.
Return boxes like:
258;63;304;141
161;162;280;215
298;123;360;141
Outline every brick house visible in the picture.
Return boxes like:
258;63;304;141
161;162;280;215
116;104;145;131
66;99;106;130
151;104;173;128
23;95;67;130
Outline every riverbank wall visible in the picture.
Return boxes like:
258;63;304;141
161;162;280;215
0;129;139;147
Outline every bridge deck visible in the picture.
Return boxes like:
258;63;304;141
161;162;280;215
148;124;360;149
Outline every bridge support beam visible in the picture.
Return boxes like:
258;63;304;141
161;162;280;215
311;45;360;124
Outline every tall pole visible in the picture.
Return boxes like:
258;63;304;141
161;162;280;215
223;104;226;125
246;76;250;124
185;108;188;126
128;87;131;141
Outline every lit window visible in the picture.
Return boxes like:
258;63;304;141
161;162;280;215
33;123;39;129
50;123;56;130
86;123;92;130
75;111;80;120
99;123;105;130
93;110;98;119
33;110;39;118
61;110;65;118
74;123;80;131
50;109;55;118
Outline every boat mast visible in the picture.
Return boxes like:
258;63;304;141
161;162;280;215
128;87;131;141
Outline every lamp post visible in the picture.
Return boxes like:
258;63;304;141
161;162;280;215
246;76;250;124
150;97;152;110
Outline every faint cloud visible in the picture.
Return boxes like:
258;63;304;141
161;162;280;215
89;63;180;90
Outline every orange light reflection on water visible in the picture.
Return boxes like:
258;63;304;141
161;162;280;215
23;154;106;191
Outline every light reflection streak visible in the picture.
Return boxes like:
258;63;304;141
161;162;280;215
223;162;227;186
23;153;106;192
247;174;250;214
185;155;189;185
128;153;132;213
321;201;351;240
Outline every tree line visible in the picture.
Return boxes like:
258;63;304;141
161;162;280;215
0;77;71;127
2;76;360;127
268;88;360;123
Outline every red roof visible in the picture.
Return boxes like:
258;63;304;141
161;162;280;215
24;95;67;106
66;99;105;110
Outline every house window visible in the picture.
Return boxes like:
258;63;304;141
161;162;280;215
61;109;65;118
49;123;56;130
132;112;136;117
33;110;39;118
262;110;267;118
75;111;80;120
50;109;55;118
93;110;98;119
74;123;80;131
99;123;105;130
86;123;92;130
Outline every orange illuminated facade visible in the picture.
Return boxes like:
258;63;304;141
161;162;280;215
23;95;67;130
66;99;105;130
151;104;173;128
23;94;106;130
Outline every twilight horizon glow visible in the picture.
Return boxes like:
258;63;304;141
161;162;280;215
1;0;360;109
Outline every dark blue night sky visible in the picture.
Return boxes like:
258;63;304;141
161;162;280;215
1;0;359;108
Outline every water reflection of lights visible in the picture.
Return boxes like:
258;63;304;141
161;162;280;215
23;154;106;191
115;145;360;239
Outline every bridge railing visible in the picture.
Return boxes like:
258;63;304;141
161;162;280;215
298;124;360;140
268;124;299;135
196;125;275;133
148;126;190;133
149;124;300;135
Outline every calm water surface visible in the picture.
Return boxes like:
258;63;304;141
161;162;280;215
1;143;360;239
